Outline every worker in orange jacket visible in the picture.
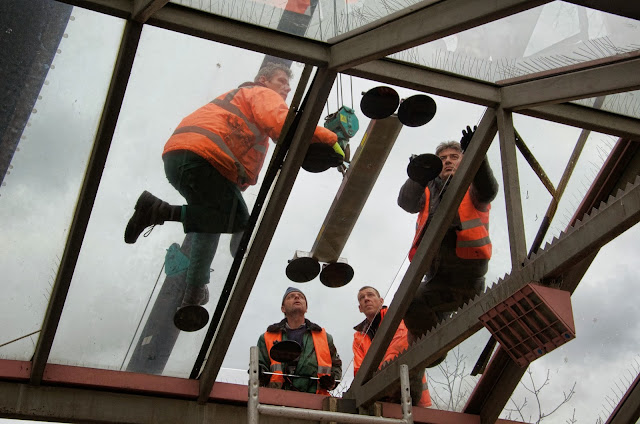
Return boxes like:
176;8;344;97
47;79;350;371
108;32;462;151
352;286;431;407
257;287;342;394
124;63;343;310
398;127;498;366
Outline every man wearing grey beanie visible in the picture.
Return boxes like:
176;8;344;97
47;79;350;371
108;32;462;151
256;287;342;394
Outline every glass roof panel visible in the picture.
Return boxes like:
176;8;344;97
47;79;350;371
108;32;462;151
221;80;508;394
391;2;640;84
171;0;426;42
573;90;640;120
46;25;311;377
0;5;123;361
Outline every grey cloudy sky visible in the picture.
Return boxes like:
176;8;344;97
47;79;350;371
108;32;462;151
1;3;639;424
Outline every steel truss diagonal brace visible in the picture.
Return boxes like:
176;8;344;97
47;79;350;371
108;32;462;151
351;175;640;407
346;109;498;394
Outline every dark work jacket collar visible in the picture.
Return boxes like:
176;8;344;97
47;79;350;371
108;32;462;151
353;306;388;339
266;318;322;333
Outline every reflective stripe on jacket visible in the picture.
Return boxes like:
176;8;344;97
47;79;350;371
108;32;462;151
264;328;333;395
409;187;491;261
163;83;337;189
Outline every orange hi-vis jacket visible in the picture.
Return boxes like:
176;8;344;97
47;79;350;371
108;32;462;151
352;307;409;376
352;307;432;407
409;187;491;262
163;82;337;190
264;329;333;395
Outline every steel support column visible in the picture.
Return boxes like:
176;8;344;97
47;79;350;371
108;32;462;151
196;68;338;402
30;20;142;385
496;108;527;267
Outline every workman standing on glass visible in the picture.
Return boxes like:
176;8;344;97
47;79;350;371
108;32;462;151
257;287;342;394
353;286;431;407
124;63;344;312
398;126;498;366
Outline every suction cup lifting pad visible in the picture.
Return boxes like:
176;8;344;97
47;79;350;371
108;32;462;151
319;262;354;288
407;153;443;185
302;143;343;173
270;340;302;362
360;86;400;120
174;305;209;332
398;94;437;127
286;256;321;283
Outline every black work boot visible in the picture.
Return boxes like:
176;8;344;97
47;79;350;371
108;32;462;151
124;191;172;244
181;284;209;307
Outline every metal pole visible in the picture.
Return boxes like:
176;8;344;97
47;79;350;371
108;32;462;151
248;346;260;424
257;404;407;423
399;365;413;424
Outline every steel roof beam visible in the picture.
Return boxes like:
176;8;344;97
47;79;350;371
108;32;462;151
196;68;337;402
347;60;500;107
53;0;131;18
149;3;330;66
352;172;640;408
346;109;498;396
132;0;168;22
29;20;142;385
606;372;640;424
522;103;640;141
501;57;640;110
563;0;640;21
329;0;550;71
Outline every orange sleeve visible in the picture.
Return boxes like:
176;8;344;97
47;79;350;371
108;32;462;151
352;333;365;376
381;320;410;365
246;87;337;146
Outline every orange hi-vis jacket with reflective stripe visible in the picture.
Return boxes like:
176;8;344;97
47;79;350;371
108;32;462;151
409;187;491;262
264;329;333;395
163;82;337;190
352;307;408;376
352;307;431;407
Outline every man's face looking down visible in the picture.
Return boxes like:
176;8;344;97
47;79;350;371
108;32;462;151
438;147;462;180
260;69;291;100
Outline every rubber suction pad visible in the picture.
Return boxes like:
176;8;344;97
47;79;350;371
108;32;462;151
286;256;321;282
398;95;437;127
407;153;442;185
319;262;354;288
270;340;302;362
360;86;400;120
174;305;209;332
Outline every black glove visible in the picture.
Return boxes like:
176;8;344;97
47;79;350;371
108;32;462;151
460;125;477;152
318;375;336;391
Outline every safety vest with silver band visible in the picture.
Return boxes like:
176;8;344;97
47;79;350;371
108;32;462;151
167;86;271;188
409;186;491;261
264;329;333;395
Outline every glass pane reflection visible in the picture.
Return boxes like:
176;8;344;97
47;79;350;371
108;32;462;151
0;5;123;361
48;25;312;377
391;3;640;83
